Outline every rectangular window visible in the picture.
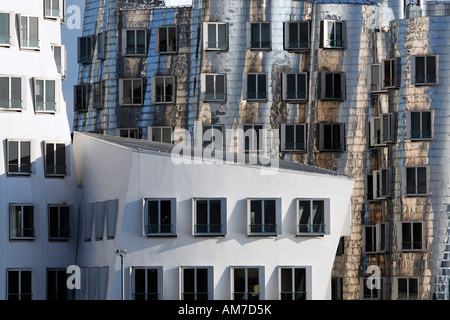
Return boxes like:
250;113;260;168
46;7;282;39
123;29;146;55
118;128;142;139
74;84;89;111
361;277;383;300
369;64;384;92
279;267;307;300
373;168;391;199
47;269;71;300
0;76;22;110
52;45;66;78
331;278;343;300
7;140;31;175
249;22;271;50
152;76;175;104
201;124;224;150
34;78;56;112
280;123;306;152
320;72;345;100
119;78;143;106
248;199;278;235
202;74;226;102
205;22;228;50
405;166;427;196
45;142;66;176
7;270;32;300
97;31;106;60
181;267;213;300
232;267;262;300
412;55;437;85
19;15;39;49
381;112;395;144
77;36;93;64
407;110;432;140
319;123;345;152
284;21;310;51
144;199;176;236
370;117;382;147
364;223;389;253
44;0;63;19
156;26;177;54
297;199;326;235
0;12;14;46
92;82;102;109
322;20;345;48
132;267;162;300
149;126;173;144
10;204;34;239
282;73;307;101
246;73;267;101
382;58;399;88
364;225;377;253
193;198;226;236
48;205;70;240
396;277;419;300
400;222;423;251
243;124;263;153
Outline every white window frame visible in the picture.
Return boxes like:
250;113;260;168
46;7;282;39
192;198;226;236
122;29;147;56
143;198;176;236
0;75;25;110
119;78;144;106
320;71;345;101
368;64;386;93
18;15;40;50
370;116;383;147
131;267;163;300
280;123;307;152
155;25;177;54
373;168;392;199
7;269;33;300
6;139;33;175
278;266;312;300
404;165;428;196
411;55;438;86
245;73;267;101
77;36;93;64
179;266;214;300
363;223;391;254
204;22;229;51
406;110;433;141
247;22;271;50
381;112;395;144
397;221;423;251
201;73;226;102
282;72;308;102
382;58;400;89
322;20;346;49
148;126;173;144
296;199;329;236
247;198;281;236
151;76;175;104
33;78;58;113
48;204;71;240
284;21;310;51
0;11;15;47
44;0;65;20
393;277;419;300
319;122;345;152
44;141;67;177
9;204;35;240
52;44;66;79
230;266;264;300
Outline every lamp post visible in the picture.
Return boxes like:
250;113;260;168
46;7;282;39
115;249;126;300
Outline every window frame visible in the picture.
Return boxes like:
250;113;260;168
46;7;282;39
155;25;177;54
394;277;419;300
360;277;384;300
230;266;264;300
248;22;271;50
6;139;32;175
18;15;40;50
44;141;67;177
179;266;214;300
192;198;227;236
122;29;147;56
296;199;329;236
148;126;173;144
404;165;428;196
9;204;35;240
411;55;438;86
33;78;57;113
382;58;400;89
373;168;392;200
406;110;433;141
131;266;163;301
77;36;94;64
282;72;308;102
0;75;25;110
117;128;142;139
280;123;307;152
201;73;227;102
48;204;71;241
397;221;423;252
247;198;281;236
44;0;65;20
97;31;106;60
52;44;66;79
284;21;310;51
47;268;73;300
119;78;144;106
320;71;346;101
7;269;33;300
74;83;89;112
245;73;268;101
318;122;345;152
321;19;346;49
0;11;15;47
151;76;175;104
143;198;176;237
278;266;311;300
204;22;229;51
201;124;224;150
368;64;386;93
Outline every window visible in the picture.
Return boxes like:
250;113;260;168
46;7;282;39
193;198;226;236
117;128;142;139
399;222;423;251
319;123;345;152
363;225;377;253
297;199;326;236
149;126;173;144
10;204;34;239
77;36;93;64
204;22;228;50
279;267;308;300
144;198;176;236
363;223;390;253
44;0;64;19
246;73;267;101
405;166;427;196
381;113;395;144
202;74;226;102
119;78;143;106
201;124;224;150
321;20;345;49
369;64;384;93
45;142;66;176
34;78;56;112
336;237;345;255
412;55;437;85
7;270;32;300
19;15;39;49
92;82;102;109
249;22;271;50
280;124;306;152
7;140;31;175
97;31;106;60
373;168;392;199
156;26;177;54
0;12;14;46
361;277;383;300
74;84;89;111
132;267;162;300
180;267;213;300
284;21;310;51
52;45;66;79
48;205;70;240
151;76;175;104
382;58;399;89
231;267;263;300
0;76;23;110
123;29;147;55
320;72;345;100
248;198;279;235
282;73;308;101
331;278;343;300
47;269;72;300
407;110;432;140
395;277;419;300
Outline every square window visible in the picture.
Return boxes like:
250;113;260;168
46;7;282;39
399;222;423;251
396;277;419;300
123;29;147;55
34;78;56;112
132;267;162;300
7;269;32;300
44;142;66;176
205;22;228;50
47;269;73;300
405;166;427;196
246;73;267;101
242;124;264;153
319;123;345;152
202;73;226;102
156;26;177;54
7;140;31;175
0;76;23;110
249;22;271;50
361;277;383;300
279;267;308;300
48;205;70;240
19;16;39;49
248;199;279;236
201;124;224;150
117;128;142;139
297;199;327;235
321;20;345;49
149;126;173;144
10;204;35;239
180;267;213;300
320;72;345;100
144;198;176;236
407;110;432;140
120;78;143;106
284;21;310;51
193;198;226;236
412;55;437;85
280;124;306;152
152;76;175;104
282;73;308;101
231;267;263;300
44;0;63;19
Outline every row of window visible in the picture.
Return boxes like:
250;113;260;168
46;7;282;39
5;267;420;300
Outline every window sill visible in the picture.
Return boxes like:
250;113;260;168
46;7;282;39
414;83;438;87
20;47;40;51
0;108;22;112
284;99;308;103
296;233;325;237
153;101;175;105
45;174;67;179
7;172;32;177
157;51;178;55
194;233;226;238
205;48;228;52
10;237;35;241
370;90;389;94
35;110;56;115
145;234;177;238
249;47;272;52
247;233;278;237
281;149;307;153
123;53;148;57
404;194;428;197
409;138;432;142
285;47;310;52
319;149;345;153
48;238;70;242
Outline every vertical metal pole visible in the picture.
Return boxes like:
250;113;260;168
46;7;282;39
121;254;124;300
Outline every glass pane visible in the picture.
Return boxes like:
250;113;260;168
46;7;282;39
132;80;142;104
334;73;341;99
296;125;304;149
164;78;173;102
247;268;259;300
126;30;135;53
205;75;214;95
53;46;61;67
286;74;296;99
412;223;422;249
411;112;421;138
136;30;146;54
260;23;270;47
216;75;225;96
0;13;9;42
168;27;176;52
196;200;208;232
332;124;341;150
23;206;34;237
148;201;159;232
299;22;308;46
417;167;427;194
20;16;28;44
371;65;380;90
299;201;311;233
8;271;19;299
257;74;266;98
312;200;324;232
280;269;292;300
8;141;18;172
250;200;262;232
264;200;276;232
402;223;412;250
406;167;416;194
294;268;306;300
422;112;432;138
49;207;59;237
159;28;167;51
233;268;245;299
160;200;171;233
0;77;9;108
426;56;436;82
147;269;158;295
134;269;145;299
46;80;56;110
415;56;425;82
285;125;295;146
21;271;32;300
210;200;221;232
29;17;38;42
409;278;418;300
207;24;216;49
123;80;132;103
183;269;195;300
251;24;259;48
60;206;70;237
47;270;57;299
398;278;408;300
11;77;21;108
366;227;374;251
247;75;256;98
36;80;44;105
297;74;306;99
325;73;333;98
327;21;334;45
46;143;55;174
162;127;172;143
197;268;208;294
21;141;31;167
288;23;298;48
218;24;226;49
